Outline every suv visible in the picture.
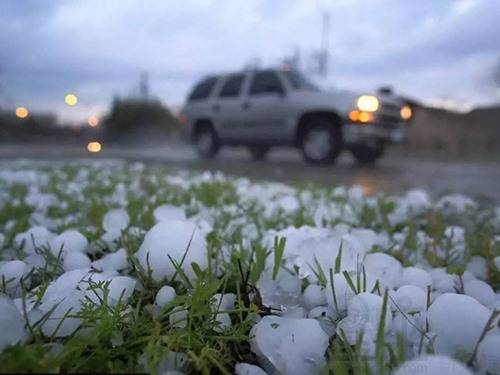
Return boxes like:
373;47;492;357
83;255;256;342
180;68;412;164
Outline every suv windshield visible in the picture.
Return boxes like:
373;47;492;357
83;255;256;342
283;70;319;92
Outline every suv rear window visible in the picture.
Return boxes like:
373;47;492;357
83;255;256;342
188;77;217;101
219;74;244;98
249;71;284;95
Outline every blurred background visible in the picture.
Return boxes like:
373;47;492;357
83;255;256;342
1;0;500;197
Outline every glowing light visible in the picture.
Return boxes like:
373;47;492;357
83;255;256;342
348;110;360;122
349;110;373;123
65;94;78;106
88;115;99;127
359;112;373;123
357;95;379;112
15;107;29;119
87;141;102;153
400;105;412;120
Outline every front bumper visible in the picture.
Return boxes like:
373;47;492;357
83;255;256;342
343;122;408;145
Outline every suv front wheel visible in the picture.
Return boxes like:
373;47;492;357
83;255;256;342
300;117;342;165
194;124;220;159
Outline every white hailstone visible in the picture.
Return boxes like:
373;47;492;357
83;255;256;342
92;248;128;272
336;315;377;345
63;252;91;271
477;334;500;374
14;226;53;254
213;313;232;333
436;194;477;213
348;228;379;254
169;308;188;329
394;355;472;375
211;293;236;311
303;284;327;309
400;267;432;289
308;306;336;337
24;253;46;269
256;270;301;311
234;363;267;375
464;279;496;307
466;256;488;280
325;273;357;315
0;260;27;295
347;293;392;331
275;195;299;213
155;351;187;374
281;306;307;319
250;316;329;375
392;311;425;343
155;285;177;307
0;296;28;351
101;230;121;245
392;285;427;313
39;291;85;337
49;230;88;256
107;276;136;305
429;268;456;293
102;208;129;233
261;226;360;281
428;293;491;356
135;220;208;282
362;253;403;289
153;204;186;223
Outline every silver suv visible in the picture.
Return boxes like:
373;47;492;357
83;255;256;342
180;68;411;164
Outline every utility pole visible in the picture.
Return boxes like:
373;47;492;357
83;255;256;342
139;72;150;101
318;11;330;77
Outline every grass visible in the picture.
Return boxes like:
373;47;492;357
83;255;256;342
0;160;499;374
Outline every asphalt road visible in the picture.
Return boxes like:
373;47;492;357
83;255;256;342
1;143;499;201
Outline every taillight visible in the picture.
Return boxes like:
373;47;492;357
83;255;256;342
178;113;188;125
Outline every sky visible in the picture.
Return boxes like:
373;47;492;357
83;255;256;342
1;0;500;123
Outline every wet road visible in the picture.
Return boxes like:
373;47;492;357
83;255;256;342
1;143;499;201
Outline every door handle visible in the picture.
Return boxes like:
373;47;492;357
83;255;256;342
212;104;220;112
241;102;251;110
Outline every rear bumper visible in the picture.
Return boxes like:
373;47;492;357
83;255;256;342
343;122;408;145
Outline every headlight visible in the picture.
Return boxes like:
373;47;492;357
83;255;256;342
400;105;412;120
357;95;379;112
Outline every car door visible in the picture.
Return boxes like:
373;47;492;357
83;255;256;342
212;73;249;142
243;70;289;143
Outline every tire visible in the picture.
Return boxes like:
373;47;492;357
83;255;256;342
350;143;385;164
248;145;271;161
194;124;220;159
300;116;342;165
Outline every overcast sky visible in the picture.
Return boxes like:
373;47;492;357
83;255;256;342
1;0;500;123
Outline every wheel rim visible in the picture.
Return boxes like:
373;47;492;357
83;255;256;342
303;128;332;160
196;131;213;154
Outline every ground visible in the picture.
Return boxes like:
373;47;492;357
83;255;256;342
0;158;499;374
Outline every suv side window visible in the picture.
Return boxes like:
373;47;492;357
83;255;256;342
219;74;245;98
249;71;284;95
188;77;217;101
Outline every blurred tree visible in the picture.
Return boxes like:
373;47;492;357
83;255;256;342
104;97;180;145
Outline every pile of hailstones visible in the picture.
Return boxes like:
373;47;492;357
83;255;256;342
1;182;500;374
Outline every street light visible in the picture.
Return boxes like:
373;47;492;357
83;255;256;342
88;115;99;127
15;107;29;119
65;94;78;106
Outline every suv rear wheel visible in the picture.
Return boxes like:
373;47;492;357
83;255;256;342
194;124;219;159
248;145;271;161
300;116;342;165
350;143;385;164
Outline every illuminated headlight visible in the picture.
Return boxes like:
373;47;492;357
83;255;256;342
356;95;379;112
400;105;412;120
